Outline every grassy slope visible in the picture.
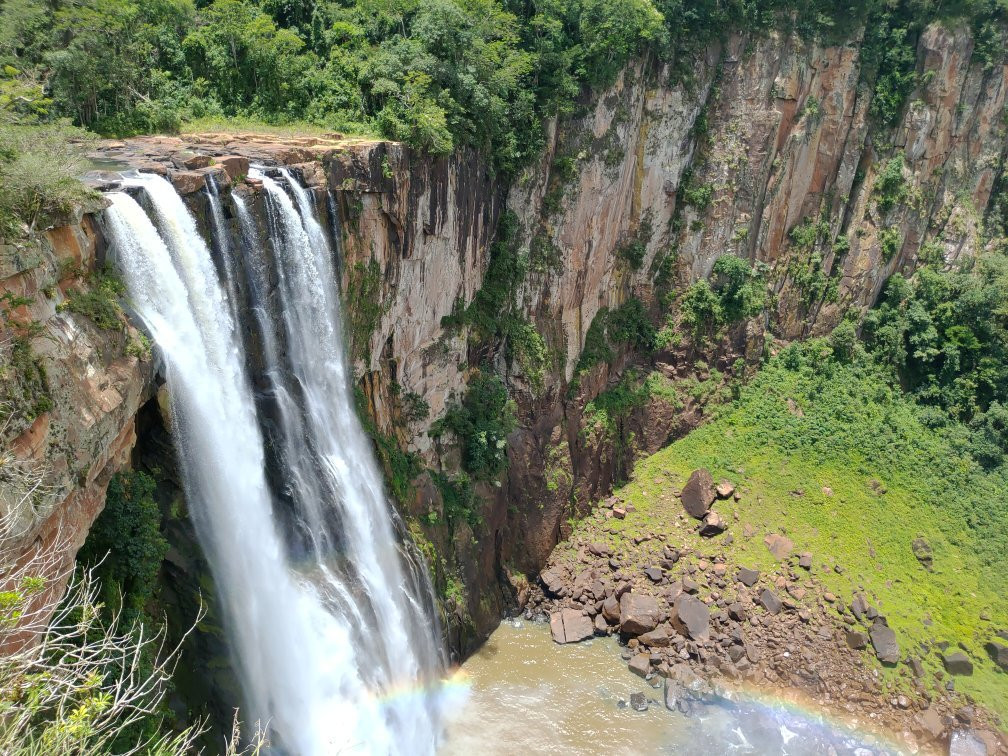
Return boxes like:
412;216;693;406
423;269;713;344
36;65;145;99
574;344;1008;715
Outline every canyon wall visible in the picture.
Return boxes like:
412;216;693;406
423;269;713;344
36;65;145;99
2;20;1006;666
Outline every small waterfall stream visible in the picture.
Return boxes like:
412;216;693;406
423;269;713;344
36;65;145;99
103;172;444;754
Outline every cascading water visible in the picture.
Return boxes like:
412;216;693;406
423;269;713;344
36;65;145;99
102;172;444;754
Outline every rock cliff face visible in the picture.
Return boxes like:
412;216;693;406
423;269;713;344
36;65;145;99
1;206;151;605
3;20;1005;660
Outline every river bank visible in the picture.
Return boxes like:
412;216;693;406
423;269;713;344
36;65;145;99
516;464;1006;755
442;620;928;755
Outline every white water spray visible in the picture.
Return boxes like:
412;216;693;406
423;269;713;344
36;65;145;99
104;173;443;754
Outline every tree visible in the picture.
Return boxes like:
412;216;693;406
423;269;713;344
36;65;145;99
0;405;264;754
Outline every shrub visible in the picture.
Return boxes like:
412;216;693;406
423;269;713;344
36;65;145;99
77;471;167;629
431;370;516;479
0;122;99;239
879;226;903;261
65;266;126;330
873;156;908;213
680;279;722;341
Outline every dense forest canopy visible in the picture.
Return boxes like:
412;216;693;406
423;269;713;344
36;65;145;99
1;0;1006;173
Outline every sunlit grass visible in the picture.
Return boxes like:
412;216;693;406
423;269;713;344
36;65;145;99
566;348;1008;715
178;115;380;141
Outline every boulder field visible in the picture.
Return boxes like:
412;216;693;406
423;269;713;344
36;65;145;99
525;468;1006;755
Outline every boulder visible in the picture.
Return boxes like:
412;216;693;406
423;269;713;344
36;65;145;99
594;613;609;635
759;588;782;615
948;730;988;756
728;602;746;621
715;480;735;499
540;568;566;595
681;468;716;519
628;653;651;678
549;611;565;643
171;151;211;170
550;609;595;644
984;640;1008;672
629;692;649;712
673;594;711;640
736;567;760;587
869;621;900;664
850;594;869;622
638;626;671;647
602;596;621;623
644;566;664;582
218;155;250;181
764;533;793;560
798;552;813;570
588;542;611;557
845;630;869;650
619;593;661;635
942;650;974;676
169;169;206;195
912;536;934;571
699;510;726;537
918;706;947;741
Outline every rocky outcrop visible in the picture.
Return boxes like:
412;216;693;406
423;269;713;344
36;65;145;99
1;209;151;602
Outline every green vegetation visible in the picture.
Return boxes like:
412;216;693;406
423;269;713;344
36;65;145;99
78;471;168;629
431;369;516;479
0;121;99;238
64;265;127;331
861;256;1008;467
787;217;839;306
873;155;909;212
571;298;656;386
354;386;421;504
0;336;52;430
678;254;767;341
431;470;481;528
580;341;1008;714
878;226;903;260
4;0;1000;177
344;259;384;363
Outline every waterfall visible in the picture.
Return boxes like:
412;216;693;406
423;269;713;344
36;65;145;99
103;173;444;754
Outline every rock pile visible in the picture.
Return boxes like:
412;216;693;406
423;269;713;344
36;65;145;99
524;468;1007;754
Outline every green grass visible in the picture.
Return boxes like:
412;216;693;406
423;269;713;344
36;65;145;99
568;343;1008;715
178;115;379;140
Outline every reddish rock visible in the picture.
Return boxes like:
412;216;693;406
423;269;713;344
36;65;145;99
715;479;735;499
628;653;651;678
602;596;621;623
672;594;711;640
699;510;726;537
638;626;671;647
550;609;593;644
619;593;661;635
759;588;782;614
764;533;794;560
218;155;250;180
169;170;206;195
736;567;759;587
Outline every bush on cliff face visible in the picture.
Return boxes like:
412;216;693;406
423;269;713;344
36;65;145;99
432;370;517;479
